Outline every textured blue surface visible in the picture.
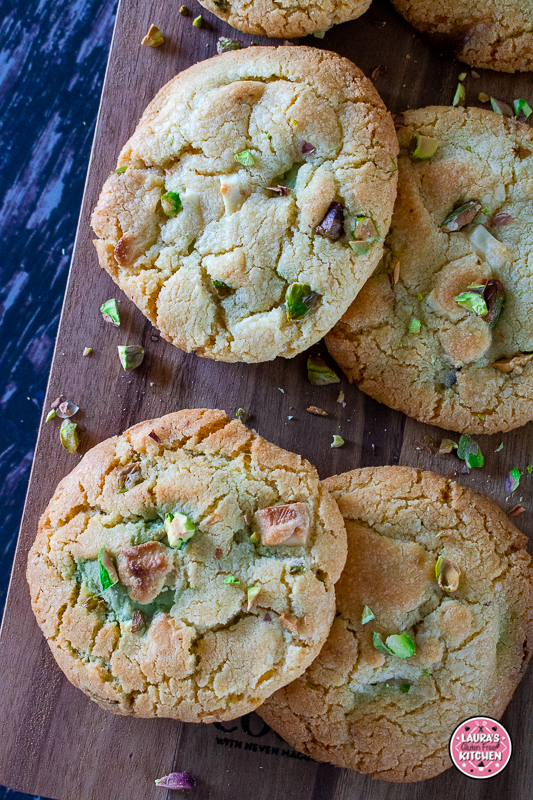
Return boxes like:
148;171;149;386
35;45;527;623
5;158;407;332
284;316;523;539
0;0;117;796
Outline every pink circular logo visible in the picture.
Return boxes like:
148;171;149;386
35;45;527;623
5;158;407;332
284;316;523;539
449;716;512;779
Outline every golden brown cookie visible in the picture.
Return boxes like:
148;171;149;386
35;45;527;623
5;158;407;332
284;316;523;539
391;0;533;72
91;46;398;363
27;409;347;721
326;106;533;434
259;466;533;782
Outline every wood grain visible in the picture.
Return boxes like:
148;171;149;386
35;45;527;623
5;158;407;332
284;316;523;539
0;0;532;797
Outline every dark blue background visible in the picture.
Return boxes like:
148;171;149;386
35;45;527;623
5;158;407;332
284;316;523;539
1;0;118;796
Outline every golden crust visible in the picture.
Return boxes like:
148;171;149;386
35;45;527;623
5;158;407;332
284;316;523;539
259;466;533;782
27;409;347;721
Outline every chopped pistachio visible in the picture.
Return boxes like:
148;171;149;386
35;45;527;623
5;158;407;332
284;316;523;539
155;773;196;791
266;184;290;196
247;585;261;611
160;191;182;218
82;347;92;356
285;283;319;320
307;356;340;386
315;202;344;240
350;241;372;255
60;420;79;453
495;442;504;452
56;400;79;419
141;24;164;47
100;299;120;326
235;407;251;423
289;565;305;574
215;37;241;54
234;150;255;167
513;145;532;159
409;319;421;334
219;173;248;214
482;279;505;327
313;30;326;38
353;215;379;244
441;200;481;232
458;72;467;81
337;391;345;404
110;165;128;175
279;613;300;635
117;464;143;493
331;435;344;448
179;4;189;13
98;547;119;591
192;14;202;26
505;468;522;493
489;211;513;228
45;409;56;422
290;119;298;127
255;503;310;546
117;345;144;371
514;98;533;122
224;575;240;585
165;512;195;549
211;278;234;297
400;683;411;693
457;433;484;469
478;92;490;103
490;97;514;117
250;532;260;544
454;290;488;317
307;406;328;416
362;605;374;624
409;134;438;159
491;352;533;375
439;438;458;454
373;631;415;658
130;609;145;633
528;464;532;473
508;505;526;517
435;556;460;592
452;81;466;107
299;141;316;156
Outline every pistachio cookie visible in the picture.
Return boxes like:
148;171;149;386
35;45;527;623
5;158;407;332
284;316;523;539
91;47;398;363
196;0;371;38
391;0;533;72
259;466;533;782
326;106;533;434
27;409;347;721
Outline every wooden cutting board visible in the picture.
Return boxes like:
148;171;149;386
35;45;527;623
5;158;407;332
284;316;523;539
0;0;532;797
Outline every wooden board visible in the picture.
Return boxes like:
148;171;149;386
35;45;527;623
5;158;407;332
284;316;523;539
1;0;532;797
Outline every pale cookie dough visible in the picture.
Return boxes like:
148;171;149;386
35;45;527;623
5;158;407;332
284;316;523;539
391;0;533;72
91;46;398;363
197;0;371;38
27;409;347;721
259;466;533;782
326;106;533;434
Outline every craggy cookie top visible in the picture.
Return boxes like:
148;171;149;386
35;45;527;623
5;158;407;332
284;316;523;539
326;106;533;434
91;47;398;363
27;409;347;721
391;0;533;72
197;0;371;38
259;466;533;782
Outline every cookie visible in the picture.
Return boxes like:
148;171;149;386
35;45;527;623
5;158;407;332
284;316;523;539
391;0;533;72
259;466;533;782
27;409;347;721
326;106;533;434
91;46;398;363
197;0;371;38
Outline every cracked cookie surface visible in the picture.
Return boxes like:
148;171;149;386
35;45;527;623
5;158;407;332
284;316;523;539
91;46;398;363
258;466;533;782
27;409;347;721
326;106;533;434
391;0;533;72
197;0;371;38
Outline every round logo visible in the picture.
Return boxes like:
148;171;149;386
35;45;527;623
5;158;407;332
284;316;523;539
449;716;512;779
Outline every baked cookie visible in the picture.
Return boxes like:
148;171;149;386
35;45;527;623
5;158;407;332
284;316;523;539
91;47;398;363
326;106;533;434
259;466;533;782
27;409;347;721
197;0;371;38
391;0;533;72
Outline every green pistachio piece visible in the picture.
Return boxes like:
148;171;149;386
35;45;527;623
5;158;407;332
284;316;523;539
141;24;164;47
409;319;421;334
111;166;128;175
98;547;119;591
247;585;261;611
409;134;438;159
100;299;120;326
441;200;481;232
505;468;522;493
275;164;300;190
60;420;79;453
490;97;514;117
350;241;372;255
373;631;415;658
400;683;411;693
160;191;182;218
435;556;460;592
117;345;144;371
458;72;467;81
211;278;234;297
331;435;344;448
439;438;458;454
307;356;340;386
313;29;327;38
83;347;92;356
285;283;319;320
224;575;240;585
352;215;379;252
45;409;56;422
362;605;374;624
235;407;251;423
514;98;533;120
234;150;255;167
289;565;305;574
250;532;260;544
165;512;196;549
454;290;488;317
452;81;466;107
457;434;484;469
130;609;145;633
192;14;202;26
217;37;241;53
